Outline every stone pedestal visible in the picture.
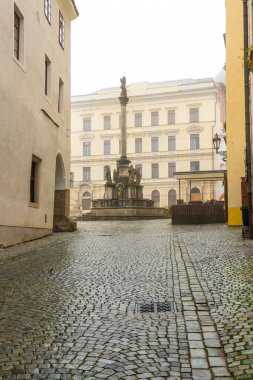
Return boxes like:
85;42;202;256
53;189;77;232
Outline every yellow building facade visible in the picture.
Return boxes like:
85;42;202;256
226;0;245;225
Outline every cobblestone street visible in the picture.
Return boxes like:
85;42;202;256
0;220;252;380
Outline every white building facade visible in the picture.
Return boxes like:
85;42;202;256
0;0;78;247
70;79;225;215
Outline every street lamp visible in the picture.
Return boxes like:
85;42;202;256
212;133;227;162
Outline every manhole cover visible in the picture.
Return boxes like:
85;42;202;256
135;301;176;313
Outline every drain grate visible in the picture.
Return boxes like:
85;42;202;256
135;301;176;314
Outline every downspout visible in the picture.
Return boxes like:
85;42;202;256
242;0;253;238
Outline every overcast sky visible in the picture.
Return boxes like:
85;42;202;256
71;0;225;96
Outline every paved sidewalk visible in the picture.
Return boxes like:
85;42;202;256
0;220;252;380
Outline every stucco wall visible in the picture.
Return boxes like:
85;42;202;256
0;1;77;246
226;0;245;225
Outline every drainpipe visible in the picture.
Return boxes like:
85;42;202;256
242;0;253;238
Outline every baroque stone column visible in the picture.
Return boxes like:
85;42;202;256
117;76;130;185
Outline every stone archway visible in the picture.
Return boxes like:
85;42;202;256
53;153;76;231
151;190;160;207
168;189;177;206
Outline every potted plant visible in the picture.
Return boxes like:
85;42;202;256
240;204;249;226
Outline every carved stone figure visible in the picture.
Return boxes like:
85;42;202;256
113;168;119;183
128;165;136;183
136;168;141;185
120;76;127;97
117;183;124;199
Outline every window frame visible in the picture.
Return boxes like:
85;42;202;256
190;134;200;150
151;163;159;179
151;136;159;152
168;110;175;125
59;11;65;49
135;113;142;127
190;161;200;172
14;4;24;64
151;111;159;126
104;140;111;155
83;167;91;181
45;54;51;98
168;162;176;178
83;141;91;156
29;155;41;205
44;0;51;24
104;115;111;130
83;117;91;131
135;138;142;153
190;108;199;123
168;136;176;151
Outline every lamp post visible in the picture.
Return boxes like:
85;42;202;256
212;133;227;162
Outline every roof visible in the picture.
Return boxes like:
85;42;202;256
173;170;226;181
71;0;79;16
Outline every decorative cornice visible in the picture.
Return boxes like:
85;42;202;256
79;132;95;140
185;124;204;133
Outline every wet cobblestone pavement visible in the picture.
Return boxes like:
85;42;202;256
0;220;252;380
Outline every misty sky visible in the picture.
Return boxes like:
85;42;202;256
71;0;225;95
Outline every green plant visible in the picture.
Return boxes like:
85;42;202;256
243;46;253;70
240;204;248;211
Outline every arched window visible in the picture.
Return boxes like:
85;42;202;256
151;190;160;207
82;191;91;210
168;189;177;206
190;187;201;202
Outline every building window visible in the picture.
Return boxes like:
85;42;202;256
135;138;142;153
168;110;175;125
83;118;91;131
14;5;24;62
151;111;159;126
83;142;91;156
168;189;177;206
168;136;176;151
151;163;159;178
104;116;111;130
135;113;142;127
151;190;160;207
151;137;159;152
45;55;51;97
44;0;51;24
83;167;91;181
135;164;142;177
190;134;200;150
190;108;199;123
58;78;64;114
104;140;111;155
59;11;65;49
30;155;41;204
190;161;200;171
168;162;176;178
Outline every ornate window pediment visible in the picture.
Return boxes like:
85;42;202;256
185;124;203;133
79;132;95;140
